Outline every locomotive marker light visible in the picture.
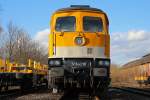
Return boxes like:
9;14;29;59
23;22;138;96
98;60;110;66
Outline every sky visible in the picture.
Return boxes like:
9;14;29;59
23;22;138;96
0;0;150;65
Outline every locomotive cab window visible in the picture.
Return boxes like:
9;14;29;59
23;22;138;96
83;16;103;32
55;16;76;32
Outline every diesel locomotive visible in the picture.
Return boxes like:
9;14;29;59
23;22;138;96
48;5;111;96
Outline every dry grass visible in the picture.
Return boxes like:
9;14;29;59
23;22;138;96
110;64;140;87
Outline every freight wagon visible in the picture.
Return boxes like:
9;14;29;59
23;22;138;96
0;58;48;91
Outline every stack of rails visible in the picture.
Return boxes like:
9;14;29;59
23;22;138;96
0;58;48;91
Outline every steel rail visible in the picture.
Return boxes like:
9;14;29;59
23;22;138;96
112;86;150;97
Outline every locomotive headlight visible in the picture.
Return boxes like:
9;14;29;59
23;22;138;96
98;60;110;66
49;60;54;65
49;59;62;67
104;61;110;66
54;60;61;65
98;60;104;66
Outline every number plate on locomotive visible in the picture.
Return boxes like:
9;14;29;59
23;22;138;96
64;59;91;68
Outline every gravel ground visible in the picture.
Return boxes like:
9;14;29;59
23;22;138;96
2;90;62;100
15;93;62;100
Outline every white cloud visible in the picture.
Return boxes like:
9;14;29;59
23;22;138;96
127;30;147;41
111;30;150;65
34;28;49;49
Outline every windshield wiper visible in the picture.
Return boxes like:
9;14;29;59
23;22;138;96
59;31;64;36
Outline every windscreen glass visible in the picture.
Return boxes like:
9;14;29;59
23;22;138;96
55;16;76;32
83;16;103;32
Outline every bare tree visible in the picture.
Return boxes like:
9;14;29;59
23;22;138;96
0;24;4;58
12;28;31;64
1;21;47;65
4;22;18;61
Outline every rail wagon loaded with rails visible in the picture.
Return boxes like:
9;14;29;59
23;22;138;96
48;5;111;97
0;58;48;91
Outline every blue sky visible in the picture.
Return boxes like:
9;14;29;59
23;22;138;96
0;0;150;65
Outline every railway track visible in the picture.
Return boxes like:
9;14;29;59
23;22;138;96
113;86;150;97
50;93;93;100
5;87;148;100
2;87;149;100
0;87;102;100
0;89;21;99
57;88;102;100
0;84;48;99
79;93;95;100
50;87;110;100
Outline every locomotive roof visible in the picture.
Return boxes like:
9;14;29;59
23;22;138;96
54;5;109;25
56;5;105;13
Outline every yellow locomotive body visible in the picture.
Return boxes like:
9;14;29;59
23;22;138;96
48;5;110;96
